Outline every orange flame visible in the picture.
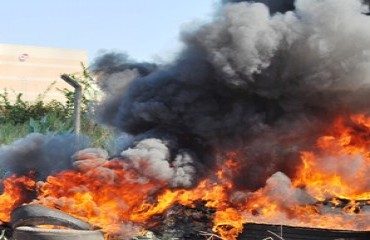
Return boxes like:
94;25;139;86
294;114;370;200
0;175;35;222
1;115;370;239
36;153;243;239
36;160;166;234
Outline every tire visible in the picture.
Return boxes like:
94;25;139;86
12;226;104;240
11;204;92;230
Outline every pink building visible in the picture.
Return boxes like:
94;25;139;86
0;44;88;102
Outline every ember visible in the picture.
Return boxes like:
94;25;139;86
1;0;370;240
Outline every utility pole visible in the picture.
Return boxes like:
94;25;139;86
61;74;82;136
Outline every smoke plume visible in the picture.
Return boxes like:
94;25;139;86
0;133;88;179
120;138;197;188
93;0;370;190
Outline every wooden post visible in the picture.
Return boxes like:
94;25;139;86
61;74;82;136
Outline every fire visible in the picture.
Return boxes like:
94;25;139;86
0;175;35;222
36;157;243;238
237;114;370;231
293;114;370;200
1;114;370;239
36;160;167;234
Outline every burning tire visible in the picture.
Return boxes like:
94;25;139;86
12;226;104;240
11;204;92;230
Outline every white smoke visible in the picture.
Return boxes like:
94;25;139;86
172;150;197;188
121;138;174;182
120;138;196;187
262;171;315;206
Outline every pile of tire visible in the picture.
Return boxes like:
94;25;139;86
11;204;104;240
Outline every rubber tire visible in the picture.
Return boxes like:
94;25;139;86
12;226;104;240
11;204;92;230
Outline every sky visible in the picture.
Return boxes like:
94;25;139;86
0;0;219;63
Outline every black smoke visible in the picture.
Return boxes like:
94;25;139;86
91;52;157;94
94;0;370;190
223;0;295;13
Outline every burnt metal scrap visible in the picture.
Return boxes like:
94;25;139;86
0;224;12;240
314;197;370;214
146;201;216;240
238;223;370;240
131;230;159;240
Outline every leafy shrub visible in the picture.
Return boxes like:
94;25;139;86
0;65;113;149
0;91;69;125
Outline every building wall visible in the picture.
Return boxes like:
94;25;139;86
0;44;88;102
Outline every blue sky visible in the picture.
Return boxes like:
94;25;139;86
0;0;218;62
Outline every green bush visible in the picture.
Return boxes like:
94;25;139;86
0;91;70;125
0;65;114;149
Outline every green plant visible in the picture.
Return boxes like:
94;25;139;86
28;112;73;134
0;87;69;125
0;64;113;149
